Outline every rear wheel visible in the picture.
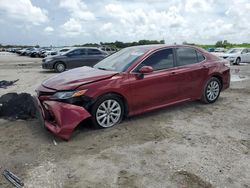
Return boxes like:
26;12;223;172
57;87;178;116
91;94;124;129
54;62;66;73
201;77;221;104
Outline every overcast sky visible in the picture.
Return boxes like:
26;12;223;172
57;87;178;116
0;0;249;46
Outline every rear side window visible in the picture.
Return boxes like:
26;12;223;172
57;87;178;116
176;48;205;66
87;49;102;55
68;49;86;56
242;49;248;54
136;48;174;71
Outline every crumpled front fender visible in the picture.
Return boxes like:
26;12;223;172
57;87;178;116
42;101;91;140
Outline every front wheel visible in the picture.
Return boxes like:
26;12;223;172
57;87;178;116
234;57;241;65
91;94;124;129
54;62;66;73
201;77;221;104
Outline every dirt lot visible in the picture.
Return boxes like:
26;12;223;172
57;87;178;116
0;52;250;188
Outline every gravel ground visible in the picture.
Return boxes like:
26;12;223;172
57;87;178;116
0;52;250;188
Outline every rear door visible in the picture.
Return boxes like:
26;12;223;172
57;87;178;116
241;49;250;62
174;47;208;100
85;49;106;67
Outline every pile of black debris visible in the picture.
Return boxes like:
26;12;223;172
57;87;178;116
0;93;37;120
0;79;19;89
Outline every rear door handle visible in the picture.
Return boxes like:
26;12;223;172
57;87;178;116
202;65;208;68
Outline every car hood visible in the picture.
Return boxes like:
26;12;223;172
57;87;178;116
221;53;239;57
42;66;118;90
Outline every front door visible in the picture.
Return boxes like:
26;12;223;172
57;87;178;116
66;49;87;69
128;48;181;115
241;49;250;63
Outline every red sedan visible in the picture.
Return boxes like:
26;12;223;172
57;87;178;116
35;45;230;140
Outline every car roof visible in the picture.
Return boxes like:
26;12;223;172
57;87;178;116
126;44;205;52
74;47;100;50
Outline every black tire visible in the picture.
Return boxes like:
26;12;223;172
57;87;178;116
54;62;66;73
235;57;241;65
91;94;124;129
201;77;221;104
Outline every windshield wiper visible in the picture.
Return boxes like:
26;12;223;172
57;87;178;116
97;67;109;70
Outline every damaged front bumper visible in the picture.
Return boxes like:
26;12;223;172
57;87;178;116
34;97;91;140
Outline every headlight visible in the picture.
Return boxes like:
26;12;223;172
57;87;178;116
50;90;88;100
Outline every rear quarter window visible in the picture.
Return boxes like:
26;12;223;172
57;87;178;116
197;51;205;62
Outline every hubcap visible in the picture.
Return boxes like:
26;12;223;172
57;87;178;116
206;81;219;101
57;64;65;72
96;99;121;128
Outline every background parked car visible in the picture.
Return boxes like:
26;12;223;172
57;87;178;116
207;48;215;52
29;48;41;57
42;47;108;72
19;48;33;56
214;47;226;52
99;46;117;55
219;48;250;65
44;50;58;57
58;48;71;55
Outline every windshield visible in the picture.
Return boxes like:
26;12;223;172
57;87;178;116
94;47;148;72
226;48;242;54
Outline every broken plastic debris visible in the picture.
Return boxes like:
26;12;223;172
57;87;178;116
0;79;19;89
3;169;24;188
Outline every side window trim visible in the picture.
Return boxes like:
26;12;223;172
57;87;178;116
131;48;176;73
196;50;205;63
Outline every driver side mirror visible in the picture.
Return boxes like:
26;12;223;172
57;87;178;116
138;66;153;74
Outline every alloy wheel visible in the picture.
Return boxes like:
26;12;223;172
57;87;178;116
206;80;220;101
56;63;65;72
96;99;121;128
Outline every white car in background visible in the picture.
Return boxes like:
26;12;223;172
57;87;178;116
220;48;250;65
99;46;117;55
44;50;58;57
215;47;226;52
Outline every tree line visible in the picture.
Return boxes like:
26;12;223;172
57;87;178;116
1;39;250;49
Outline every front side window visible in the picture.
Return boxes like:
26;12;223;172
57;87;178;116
242;49;248;54
67;49;85;56
136;48;174;71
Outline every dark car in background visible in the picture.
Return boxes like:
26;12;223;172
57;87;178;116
42;47;108;72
